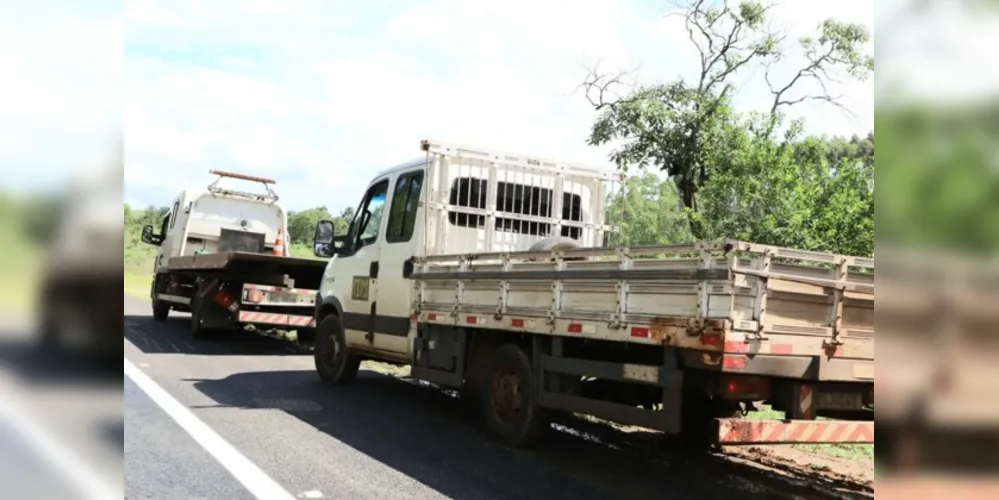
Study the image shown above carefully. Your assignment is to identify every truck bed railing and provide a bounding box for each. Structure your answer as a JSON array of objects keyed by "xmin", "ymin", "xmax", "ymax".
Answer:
[{"xmin": 207, "ymin": 169, "xmax": 280, "ymax": 203}]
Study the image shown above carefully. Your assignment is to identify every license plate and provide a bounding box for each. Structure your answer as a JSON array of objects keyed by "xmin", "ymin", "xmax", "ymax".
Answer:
[{"xmin": 816, "ymin": 392, "xmax": 863, "ymax": 410}]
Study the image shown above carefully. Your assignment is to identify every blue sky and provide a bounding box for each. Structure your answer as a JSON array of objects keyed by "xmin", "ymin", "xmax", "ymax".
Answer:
[{"xmin": 1, "ymin": 0, "xmax": 882, "ymax": 211}]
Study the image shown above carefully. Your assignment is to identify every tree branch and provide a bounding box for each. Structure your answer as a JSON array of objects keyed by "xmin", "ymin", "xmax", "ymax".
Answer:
[{"xmin": 579, "ymin": 63, "xmax": 637, "ymax": 110}]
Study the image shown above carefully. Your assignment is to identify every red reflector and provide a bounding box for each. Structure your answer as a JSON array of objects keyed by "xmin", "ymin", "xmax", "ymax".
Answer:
[
  {"xmin": 511, "ymin": 318, "xmax": 525, "ymax": 328},
  {"xmin": 724, "ymin": 341, "xmax": 749, "ymax": 354},
  {"xmin": 567, "ymin": 323, "xmax": 583, "ymax": 333},
  {"xmin": 466, "ymin": 316, "xmax": 478, "ymax": 324},
  {"xmin": 631, "ymin": 327, "xmax": 650, "ymax": 338},
  {"xmin": 719, "ymin": 375, "xmax": 771, "ymax": 400},
  {"xmin": 701, "ymin": 332, "xmax": 722, "ymax": 348},
  {"xmin": 428, "ymin": 313, "xmax": 438, "ymax": 321},
  {"xmin": 723, "ymin": 356, "xmax": 747, "ymax": 369},
  {"xmin": 771, "ymin": 343, "xmax": 793, "ymax": 355}
]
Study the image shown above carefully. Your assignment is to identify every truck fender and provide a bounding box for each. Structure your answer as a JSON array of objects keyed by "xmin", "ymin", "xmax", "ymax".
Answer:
[{"xmin": 314, "ymin": 292, "xmax": 344, "ymax": 322}]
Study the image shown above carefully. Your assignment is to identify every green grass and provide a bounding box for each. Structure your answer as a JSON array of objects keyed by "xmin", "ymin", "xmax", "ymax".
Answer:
[
  {"xmin": 0, "ymin": 215, "xmax": 42, "ymax": 314},
  {"xmin": 748, "ymin": 405, "xmax": 874, "ymax": 461},
  {"xmin": 124, "ymin": 240, "xmax": 155, "ymax": 299},
  {"xmin": 289, "ymin": 242, "xmax": 325, "ymax": 259},
  {"xmin": 124, "ymin": 273, "xmax": 151, "ymax": 299}
]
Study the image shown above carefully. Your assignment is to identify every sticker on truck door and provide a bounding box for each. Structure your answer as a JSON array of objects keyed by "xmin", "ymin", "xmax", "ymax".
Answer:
[{"xmin": 351, "ymin": 276, "xmax": 370, "ymax": 301}]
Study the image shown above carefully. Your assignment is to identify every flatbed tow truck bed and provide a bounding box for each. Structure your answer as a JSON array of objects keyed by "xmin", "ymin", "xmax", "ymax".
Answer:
[
  {"xmin": 166, "ymin": 251, "xmax": 327, "ymax": 290},
  {"xmin": 153, "ymin": 252, "xmax": 326, "ymax": 337}
]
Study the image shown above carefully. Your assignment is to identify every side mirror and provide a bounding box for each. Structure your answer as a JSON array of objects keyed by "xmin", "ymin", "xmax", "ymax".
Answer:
[
  {"xmin": 141, "ymin": 224, "xmax": 163, "ymax": 246},
  {"xmin": 313, "ymin": 220, "xmax": 336, "ymax": 258}
]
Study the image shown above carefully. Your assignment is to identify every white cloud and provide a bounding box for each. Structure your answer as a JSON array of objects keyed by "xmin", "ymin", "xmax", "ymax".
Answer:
[{"xmin": 120, "ymin": 0, "xmax": 873, "ymax": 212}]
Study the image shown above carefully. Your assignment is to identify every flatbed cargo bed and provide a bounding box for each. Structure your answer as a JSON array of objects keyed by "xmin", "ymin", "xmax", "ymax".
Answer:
[
  {"xmin": 413, "ymin": 239, "xmax": 875, "ymax": 384},
  {"xmin": 167, "ymin": 252, "xmax": 327, "ymax": 290}
]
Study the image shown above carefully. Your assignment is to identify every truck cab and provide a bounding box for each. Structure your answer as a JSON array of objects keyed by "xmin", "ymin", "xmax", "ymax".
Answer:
[
  {"xmin": 311, "ymin": 139, "xmax": 613, "ymax": 370},
  {"xmin": 141, "ymin": 170, "xmax": 289, "ymax": 274}
]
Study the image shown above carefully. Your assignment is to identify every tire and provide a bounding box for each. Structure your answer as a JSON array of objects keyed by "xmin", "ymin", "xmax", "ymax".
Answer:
[
  {"xmin": 479, "ymin": 344, "xmax": 549, "ymax": 448},
  {"xmin": 313, "ymin": 315, "xmax": 361, "ymax": 385},
  {"xmin": 152, "ymin": 300, "xmax": 170, "ymax": 321},
  {"xmin": 189, "ymin": 293, "xmax": 214, "ymax": 339},
  {"xmin": 528, "ymin": 236, "xmax": 582, "ymax": 252},
  {"xmin": 528, "ymin": 236, "xmax": 587, "ymax": 262},
  {"xmin": 679, "ymin": 396, "xmax": 742, "ymax": 448}
]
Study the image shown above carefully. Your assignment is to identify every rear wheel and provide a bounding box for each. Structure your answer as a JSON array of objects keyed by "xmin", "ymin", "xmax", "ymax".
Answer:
[
  {"xmin": 680, "ymin": 396, "xmax": 742, "ymax": 447},
  {"xmin": 314, "ymin": 315, "xmax": 361, "ymax": 385},
  {"xmin": 189, "ymin": 293, "xmax": 214, "ymax": 339},
  {"xmin": 152, "ymin": 299, "xmax": 170, "ymax": 321},
  {"xmin": 479, "ymin": 344, "xmax": 549, "ymax": 448}
]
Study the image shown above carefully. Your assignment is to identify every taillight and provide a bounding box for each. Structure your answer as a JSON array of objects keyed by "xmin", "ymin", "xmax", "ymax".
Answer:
[
  {"xmin": 718, "ymin": 375, "xmax": 771, "ymax": 400},
  {"xmin": 213, "ymin": 287, "xmax": 239, "ymax": 313}
]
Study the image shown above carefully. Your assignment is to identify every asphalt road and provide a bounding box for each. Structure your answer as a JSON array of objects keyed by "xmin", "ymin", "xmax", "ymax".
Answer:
[
  {"xmin": 120, "ymin": 295, "xmax": 871, "ymax": 500},
  {"xmin": 0, "ymin": 316, "xmax": 122, "ymax": 500},
  {"xmin": 0, "ymin": 419, "xmax": 87, "ymax": 499}
]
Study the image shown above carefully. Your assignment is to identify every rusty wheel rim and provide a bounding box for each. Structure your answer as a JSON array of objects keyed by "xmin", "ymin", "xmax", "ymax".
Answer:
[{"xmin": 490, "ymin": 369, "xmax": 522, "ymax": 426}]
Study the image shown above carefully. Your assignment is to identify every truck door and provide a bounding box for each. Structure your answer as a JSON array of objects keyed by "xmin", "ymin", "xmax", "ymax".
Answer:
[
  {"xmin": 336, "ymin": 178, "xmax": 389, "ymax": 349},
  {"xmin": 154, "ymin": 198, "xmax": 180, "ymax": 272},
  {"xmin": 373, "ymin": 169, "xmax": 424, "ymax": 355}
]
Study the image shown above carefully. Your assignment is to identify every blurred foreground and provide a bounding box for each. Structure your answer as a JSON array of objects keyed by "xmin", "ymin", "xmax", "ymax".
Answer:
[
  {"xmin": 0, "ymin": 143, "xmax": 122, "ymax": 499},
  {"xmin": 876, "ymin": 0, "xmax": 999, "ymax": 497}
]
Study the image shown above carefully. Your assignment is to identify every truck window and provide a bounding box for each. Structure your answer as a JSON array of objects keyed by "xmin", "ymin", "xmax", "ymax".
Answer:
[
  {"xmin": 446, "ymin": 177, "xmax": 584, "ymax": 238},
  {"xmin": 356, "ymin": 180, "xmax": 389, "ymax": 248},
  {"xmin": 386, "ymin": 171, "xmax": 424, "ymax": 243},
  {"xmin": 159, "ymin": 214, "xmax": 170, "ymax": 241}
]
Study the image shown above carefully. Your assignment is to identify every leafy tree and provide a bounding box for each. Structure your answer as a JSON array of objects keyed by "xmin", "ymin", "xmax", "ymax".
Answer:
[
  {"xmin": 340, "ymin": 206, "xmax": 355, "ymax": 222},
  {"xmin": 287, "ymin": 206, "xmax": 334, "ymax": 244},
  {"xmin": 690, "ymin": 115, "xmax": 873, "ymax": 256},
  {"xmin": 287, "ymin": 206, "xmax": 353, "ymax": 244},
  {"xmin": 605, "ymin": 171, "xmax": 693, "ymax": 246},
  {"xmin": 582, "ymin": 0, "xmax": 874, "ymax": 237},
  {"xmin": 876, "ymin": 103, "xmax": 999, "ymax": 254}
]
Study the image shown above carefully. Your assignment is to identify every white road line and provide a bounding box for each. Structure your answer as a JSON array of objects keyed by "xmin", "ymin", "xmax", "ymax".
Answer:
[
  {"xmin": 124, "ymin": 357, "xmax": 295, "ymax": 500},
  {"xmin": 0, "ymin": 392, "xmax": 122, "ymax": 500}
]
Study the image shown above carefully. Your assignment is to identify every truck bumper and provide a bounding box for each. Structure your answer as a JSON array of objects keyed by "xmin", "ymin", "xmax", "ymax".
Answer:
[
  {"xmin": 237, "ymin": 310, "xmax": 315, "ymax": 328},
  {"xmin": 716, "ymin": 418, "xmax": 874, "ymax": 444}
]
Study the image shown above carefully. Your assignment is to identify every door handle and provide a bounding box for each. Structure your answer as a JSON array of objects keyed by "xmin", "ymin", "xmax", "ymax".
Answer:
[{"xmin": 369, "ymin": 261, "xmax": 379, "ymax": 279}]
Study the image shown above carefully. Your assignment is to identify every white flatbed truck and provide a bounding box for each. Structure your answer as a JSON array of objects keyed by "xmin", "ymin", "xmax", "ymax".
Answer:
[
  {"xmin": 309, "ymin": 139, "xmax": 876, "ymax": 448},
  {"xmin": 139, "ymin": 170, "xmax": 324, "ymax": 342}
]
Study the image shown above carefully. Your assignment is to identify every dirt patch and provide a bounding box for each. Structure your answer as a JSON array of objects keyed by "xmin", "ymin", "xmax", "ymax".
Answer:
[{"xmin": 725, "ymin": 445, "xmax": 874, "ymax": 493}]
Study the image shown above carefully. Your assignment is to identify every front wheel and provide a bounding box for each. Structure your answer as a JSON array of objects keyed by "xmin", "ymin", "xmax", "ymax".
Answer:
[
  {"xmin": 479, "ymin": 344, "xmax": 549, "ymax": 448},
  {"xmin": 313, "ymin": 315, "xmax": 361, "ymax": 385}
]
